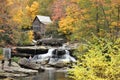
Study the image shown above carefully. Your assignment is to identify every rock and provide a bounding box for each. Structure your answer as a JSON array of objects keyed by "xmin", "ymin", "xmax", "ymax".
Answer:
[
  {"xmin": 3, "ymin": 61, "xmax": 21, "ymax": 68},
  {"xmin": 0, "ymin": 72, "xmax": 28, "ymax": 78},
  {"xmin": 18, "ymin": 58, "xmax": 41, "ymax": 70},
  {"xmin": 2, "ymin": 78, "xmax": 14, "ymax": 80},
  {"xmin": 48, "ymin": 58, "xmax": 70, "ymax": 68},
  {"xmin": 15, "ymin": 46, "xmax": 49, "ymax": 56},
  {"xmin": 3, "ymin": 67, "xmax": 38, "ymax": 75},
  {"xmin": 0, "ymin": 60, "xmax": 38, "ymax": 79}
]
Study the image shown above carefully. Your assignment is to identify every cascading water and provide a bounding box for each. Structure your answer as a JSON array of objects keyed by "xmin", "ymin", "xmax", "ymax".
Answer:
[
  {"xmin": 32, "ymin": 47, "xmax": 76, "ymax": 67},
  {"xmin": 32, "ymin": 48, "xmax": 56, "ymax": 64},
  {"xmin": 17, "ymin": 42, "xmax": 75, "ymax": 80}
]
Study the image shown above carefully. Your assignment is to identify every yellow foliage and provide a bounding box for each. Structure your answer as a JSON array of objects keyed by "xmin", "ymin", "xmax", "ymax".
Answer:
[
  {"xmin": 66, "ymin": 4, "xmax": 80, "ymax": 19},
  {"xmin": 111, "ymin": 22, "xmax": 117, "ymax": 26},
  {"xmin": 69, "ymin": 37, "xmax": 120, "ymax": 80},
  {"xmin": 28, "ymin": 30, "xmax": 34, "ymax": 43},
  {"xmin": 70, "ymin": 0, "xmax": 79, "ymax": 3},
  {"xmin": 7, "ymin": 0, "xmax": 14, "ymax": 6},
  {"xmin": 26, "ymin": 1, "xmax": 39, "ymax": 20},
  {"xmin": 12, "ymin": 8, "xmax": 24, "ymax": 24},
  {"xmin": 59, "ymin": 17, "xmax": 76, "ymax": 35}
]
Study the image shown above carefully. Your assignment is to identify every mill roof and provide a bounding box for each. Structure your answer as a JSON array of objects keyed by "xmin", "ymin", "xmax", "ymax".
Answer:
[{"xmin": 34, "ymin": 15, "xmax": 52, "ymax": 24}]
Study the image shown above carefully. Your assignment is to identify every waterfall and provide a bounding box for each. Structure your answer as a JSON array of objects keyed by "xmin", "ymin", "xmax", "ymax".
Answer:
[
  {"xmin": 65, "ymin": 50, "xmax": 76, "ymax": 62},
  {"xmin": 32, "ymin": 48, "xmax": 56, "ymax": 63},
  {"xmin": 32, "ymin": 48, "xmax": 76, "ymax": 66}
]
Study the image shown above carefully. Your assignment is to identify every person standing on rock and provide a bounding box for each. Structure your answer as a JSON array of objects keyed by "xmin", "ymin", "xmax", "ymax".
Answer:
[{"xmin": 2, "ymin": 45, "xmax": 12, "ymax": 68}]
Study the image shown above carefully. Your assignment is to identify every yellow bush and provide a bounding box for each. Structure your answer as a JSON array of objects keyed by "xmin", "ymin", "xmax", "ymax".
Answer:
[
  {"xmin": 69, "ymin": 36, "xmax": 120, "ymax": 80},
  {"xmin": 28, "ymin": 30, "xmax": 34, "ymax": 43}
]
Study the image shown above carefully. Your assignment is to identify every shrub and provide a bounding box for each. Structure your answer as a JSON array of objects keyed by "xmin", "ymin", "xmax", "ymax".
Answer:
[
  {"xmin": 12, "ymin": 57, "xmax": 20, "ymax": 63},
  {"xmin": 17, "ymin": 30, "xmax": 33, "ymax": 46},
  {"xmin": 69, "ymin": 35, "xmax": 120, "ymax": 80}
]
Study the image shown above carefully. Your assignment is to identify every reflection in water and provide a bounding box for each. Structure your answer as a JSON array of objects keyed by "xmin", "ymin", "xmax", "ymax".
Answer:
[
  {"xmin": 48, "ymin": 70, "xmax": 55, "ymax": 80},
  {"xmin": 19, "ymin": 70, "xmax": 72, "ymax": 80}
]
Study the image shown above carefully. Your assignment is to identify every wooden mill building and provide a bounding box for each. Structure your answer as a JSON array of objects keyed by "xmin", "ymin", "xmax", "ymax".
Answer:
[{"xmin": 32, "ymin": 15, "xmax": 52, "ymax": 39}]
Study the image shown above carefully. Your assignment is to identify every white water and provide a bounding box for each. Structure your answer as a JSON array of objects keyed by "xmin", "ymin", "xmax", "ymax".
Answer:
[{"xmin": 32, "ymin": 48, "xmax": 76, "ymax": 65}]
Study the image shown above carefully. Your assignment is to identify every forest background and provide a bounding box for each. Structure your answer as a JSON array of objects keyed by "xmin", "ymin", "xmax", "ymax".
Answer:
[
  {"xmin": 0, "ymin": 0, "xmax": 120, "ymax": 80},
  {"xmin": 0, "ymin": 0, "xmax": 120, "ymax": 46}
]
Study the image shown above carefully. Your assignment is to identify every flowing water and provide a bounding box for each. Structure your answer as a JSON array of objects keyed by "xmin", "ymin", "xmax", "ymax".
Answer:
[
  {"xmin": 17, "ymin": 45, "xmax": 75, "ymax": 80},
  {"xmin": 18, "ymin": 70, "xmax": 73, "ymax": 80}
]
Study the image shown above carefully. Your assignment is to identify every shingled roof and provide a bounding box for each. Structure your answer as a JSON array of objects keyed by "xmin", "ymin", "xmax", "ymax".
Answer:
[{"xmin": 35, "ymin": 15, "xmax": 52, "ymax": 24}]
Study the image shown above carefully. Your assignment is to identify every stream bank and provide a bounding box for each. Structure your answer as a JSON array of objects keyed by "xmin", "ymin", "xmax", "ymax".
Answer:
[
  {"xmin": 0, "ymin": 42, "xmax": 78, "ymax": 80},
  {"xmin": 0, "ymin": 60, "xmax": 72, "ymax": 80},
  {"xmin": 0, "ymin": 60, "xmax": 38, "ymax": 80}
]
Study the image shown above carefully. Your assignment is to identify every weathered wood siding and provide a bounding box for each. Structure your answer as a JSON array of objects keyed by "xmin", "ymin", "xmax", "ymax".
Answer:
[
  {"xmin": 40, "ymin": 23, "xmax": 46, "ymax": 35},
  {"xmin": 32, "ymin": 17, "xmax": 46, "ymax": 35},
  {"xmin": 33, "ymin": 17, "xmax": 40, "ymax": 31}
]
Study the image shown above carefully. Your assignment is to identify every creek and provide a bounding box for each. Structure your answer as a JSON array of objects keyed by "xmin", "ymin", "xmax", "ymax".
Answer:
[
  {"xmin": 18, "ymin": 69, "xmax": 73, "ymax": 80},
  {"xmin": 15, "ymin": 39, "xmax": 76, "ymax": 80},
  {"xmin": 16, "ymin": 47, "xmax": 75, "ymax": 80}
]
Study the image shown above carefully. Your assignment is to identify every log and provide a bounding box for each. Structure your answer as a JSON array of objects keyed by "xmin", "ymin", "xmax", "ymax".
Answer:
[{"xmin": 37, "ymin": 38, "xmax": 66, "ymax": 46}]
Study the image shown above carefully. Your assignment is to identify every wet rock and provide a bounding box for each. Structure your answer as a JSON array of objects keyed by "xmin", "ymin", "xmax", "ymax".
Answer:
[
  {"xmin": 0, "ymin": 60, "xmax": 38, "ymax": 79},
  {"xmin": 4, "ymin": 67, "xmax": 38, "ymax": 75},
  {"xmin": 18, "ymin": 58, "xmax": 41, "ymax": 70},
  {"xmin": 0, "ymin": 72, "xmax": 28, "ymax": 78},
  {"xmin": 2, "ymin": 77, "xmax": 14, "ymax": 80}
]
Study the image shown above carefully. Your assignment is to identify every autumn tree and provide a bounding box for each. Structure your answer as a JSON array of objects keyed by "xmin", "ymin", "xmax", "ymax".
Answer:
[
  {"xmin": 0, "ymin": 0, "xmax": 36, "ymax": 46},
  {"xmin": 51, "ymin": 0, "xmax": 67, "ymax": 21},
  {"xmin": 26, "ymin": 1, "xmax": 39, "ymax": 20},
  {"xmin": 110, "ymin": 0, "xmax": 120, "ymax": 38},
  {"xmin": 68, "ymin": 0, "xmax": 120, "ymax": 80},
  {"xmin": 5, "ymin": 0, "xmax": 28, "ymax": 45},
  {"xmin": 0, "ymin": 0, "xmax": 8, "ymax": 27},
  {"xmin": 58, "ymin": 0, "xmax": 120, "ymax": 41},
  {"xmin": 58, "ymin": 1, "xmax": 83, "ymax": 40},
  {"xmin": 0, "ymin": 0, "xmax": 15, "ymax": 46}
]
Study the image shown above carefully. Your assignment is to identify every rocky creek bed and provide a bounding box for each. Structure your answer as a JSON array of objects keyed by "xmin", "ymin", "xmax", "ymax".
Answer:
[
  {"xmin": 0, "ymin": 60, "xmax": 38, "ymax": 79},
  {"xmin": 0, "ymin": 42, "xmax": 78, "ymax": 80},
  {"xmin": 0, "ymin": 60, "xmax": 71, "ymax": 80}
]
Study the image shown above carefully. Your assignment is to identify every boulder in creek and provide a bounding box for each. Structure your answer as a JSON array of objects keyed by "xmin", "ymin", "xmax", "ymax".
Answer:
[{"xmin": 18, "ymin": 58, "xmax": 44, "ymax": 71}]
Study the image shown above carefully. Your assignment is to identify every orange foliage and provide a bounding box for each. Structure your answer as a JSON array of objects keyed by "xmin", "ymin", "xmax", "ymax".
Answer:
[
  {"xmin": 0, "ymin": 55, "xmax": 4, "ymax": 60},
  {"xmin": 51, "ymin": 0, "xmax": 66, "ymax": 21},
  {"xmin": 0, "ymin": 30, "xmax": 5, "ymax": 33}
]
